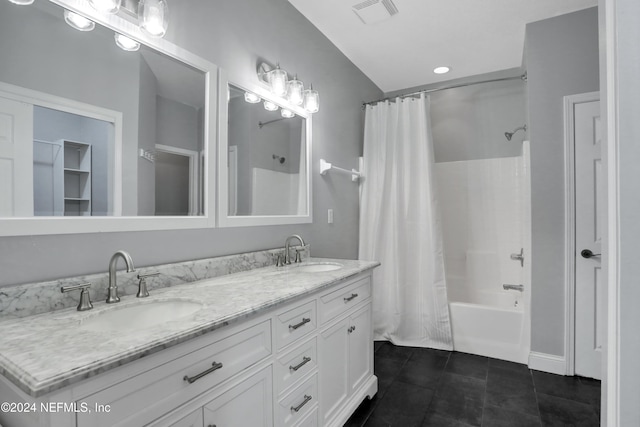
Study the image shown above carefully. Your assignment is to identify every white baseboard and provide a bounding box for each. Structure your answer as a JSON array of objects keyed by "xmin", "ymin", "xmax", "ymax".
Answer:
[{"xmin": 528, "ymin": 351, "xmax": 567, "ymax": 375}]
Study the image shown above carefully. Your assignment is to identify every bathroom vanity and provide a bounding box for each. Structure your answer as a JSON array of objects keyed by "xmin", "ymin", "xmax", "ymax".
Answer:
[{"xmin": 0, "ymin": 257, "xmax": 379, "ymax": 427}]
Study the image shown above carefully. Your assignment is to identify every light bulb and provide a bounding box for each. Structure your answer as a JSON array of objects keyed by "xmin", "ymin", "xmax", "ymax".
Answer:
[
  {"xmin": 114, "ymin": 33, "xmax": 140, "ymax": 52},
  {"xmin": 139, "ymin": 0, "xmax": 168, "ymax": 38},
  {"xmin": 244, "ymin": 92, "xmax": 261, "ymax": 104},
  {"xmin": 303, "ymin": 85, "xmax": 319, "ymax": 113},
  {"xmin": 88, "ymin": 0, "xmax": 121, "ymax": 14},
  {"xmin": 281, "ymin": 109, "xmax": 295, "ymax": 118},
  {"xmin": 263, "ymin": 101, "xmax": 278, "ymax": 112},
  {"xmin": 433, "ymin": 66, "xmax": 451, "ymax": 74},
  {"xmin": 287, "ymin": 77, "xmax": 304, "ymax": 106},
  {"xmin": 7, "ymin": 0, "xmax": 35, "ymax": 5},
  {"xmin": 268, "ymin": 65, "xmax": 288, "ymax": 97},
  {"xmin": 64, "ymin": 10, "xmax": 95, "ymax": 31}
]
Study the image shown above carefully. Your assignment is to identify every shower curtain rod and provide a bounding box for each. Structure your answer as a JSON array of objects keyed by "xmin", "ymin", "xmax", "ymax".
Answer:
[{"xmin": 363, "ymin": 73, "xmax": 527, "ymax": 107}]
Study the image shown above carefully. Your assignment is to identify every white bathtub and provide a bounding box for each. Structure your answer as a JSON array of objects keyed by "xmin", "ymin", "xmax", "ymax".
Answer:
[{"xmin": 449, "ymin": 298, "xmax": 528, "ymax": 364}]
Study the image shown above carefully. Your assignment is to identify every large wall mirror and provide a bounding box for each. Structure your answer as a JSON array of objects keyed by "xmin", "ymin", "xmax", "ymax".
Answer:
[
  {"xmin": 0, "ymin": 0, "xmax": 217, "ymax": 235},
  {"xmin": 218, "ymin": 77, "xmax": 312, "ymax": 227}
]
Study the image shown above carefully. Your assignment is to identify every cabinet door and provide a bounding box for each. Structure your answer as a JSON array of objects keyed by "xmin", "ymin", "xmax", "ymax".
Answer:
[
  {"xmin": 167, "ymin": 408, "xmax": 203, "ymax": 427},
  {"xmin": 318, "ymin": 317, "xmax": 350, "ymax": 425},
  {"xmin": 349, "ymin": 304, "xmax": 372, "ymax": 394},
  {"xmin": 203, "ymin": 366, "xmax": 273, "ymax": 427}
]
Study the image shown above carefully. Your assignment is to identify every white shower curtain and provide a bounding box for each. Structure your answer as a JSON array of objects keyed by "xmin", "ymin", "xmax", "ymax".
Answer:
[{"xmin": 359, "ymin": 94, "xmax": 452, "ymax": 350}]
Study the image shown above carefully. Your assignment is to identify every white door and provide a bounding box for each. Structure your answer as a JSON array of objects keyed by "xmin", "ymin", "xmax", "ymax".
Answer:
[
  {"xmin": 574, "ymin": 97, "xmax": 604, "ymax": 380},
  {"xmin": 0, "ymin": 96, "xmax": 33, "ymax": 216}
]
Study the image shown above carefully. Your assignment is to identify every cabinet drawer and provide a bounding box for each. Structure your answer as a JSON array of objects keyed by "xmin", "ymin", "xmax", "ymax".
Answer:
[
  {"xmin": 275, "ymin": 337, "xmax": 317, "ymax": 395},
  {"xmin": 278, "ymin": 374, "xmax": 318, "ymax": 427},
  {"xmin": 203, "ymin": 365, "xmax": 273, "ymax": 427},
  {"xmin": 319, "ymin": 276, "xmax": 371, "ymax": 323},
  {"xmin": 77, "ymin": 320, "xmax": 272, "ymax": 427},
  {"xmin": 295, "ymin": 407, "xmax": 318, "ymax": 427},
  {"xmin": 275, "ymin": 300, "xmax": 317, "ymax": 351}
]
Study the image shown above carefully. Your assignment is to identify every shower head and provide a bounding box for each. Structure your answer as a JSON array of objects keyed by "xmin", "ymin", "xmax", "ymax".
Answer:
[{"xmin": 505, "ymin": 124, "xmax": 527, "ymax": 141}]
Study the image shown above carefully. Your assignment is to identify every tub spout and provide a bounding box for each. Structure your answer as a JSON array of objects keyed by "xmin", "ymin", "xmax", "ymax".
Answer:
[{"xmin": 503, "ymin": 284, "xmax": 524, "ymax": 292}]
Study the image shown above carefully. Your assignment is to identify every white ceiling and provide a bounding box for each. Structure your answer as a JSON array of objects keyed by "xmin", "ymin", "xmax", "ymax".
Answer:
[{"xmin": 287, "ymin": 0, "xmax": 597, "ymax": 93}]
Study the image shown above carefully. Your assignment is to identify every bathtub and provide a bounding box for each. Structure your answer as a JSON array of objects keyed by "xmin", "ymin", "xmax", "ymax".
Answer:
[{"xmin": 449, "ymin": 297, "xmax": 528, "ymax": 364}]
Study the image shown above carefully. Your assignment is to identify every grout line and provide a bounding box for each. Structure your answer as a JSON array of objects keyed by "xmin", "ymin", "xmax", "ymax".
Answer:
[{"xmin": 530, "ymin": 369, "xmax": 544, "ymax": 427}]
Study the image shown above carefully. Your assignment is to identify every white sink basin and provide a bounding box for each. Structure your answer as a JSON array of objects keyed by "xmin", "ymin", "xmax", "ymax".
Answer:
[
  {"xmin": 290, "ymin": 262, "xmax": 343, "ymax": 273},
  {"xmin": 80, "ymin": 300, "xmax": 204, "ymax": 332}
]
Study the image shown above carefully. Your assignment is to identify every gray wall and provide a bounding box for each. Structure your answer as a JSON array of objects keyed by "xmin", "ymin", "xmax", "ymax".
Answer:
[
  {"xmin": 0, "ymin": 0, "xmax": 382, "ymax": 286},
  {"xmin": 430, "ymin": 79, "xmax": 527, "ymax": 163},
  {"xmin": 612, "ymin": 0, "xmax": 640, "ymax": 422},
  {"xmin": 525, "ymin": 7, "xmax": 600, "ymax": 356}
]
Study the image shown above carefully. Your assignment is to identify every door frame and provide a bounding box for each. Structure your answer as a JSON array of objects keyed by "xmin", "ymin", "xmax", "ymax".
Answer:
[
  {"xmin": 563, "ymin": 91, "xmax": 600, "ymax": 376},
  {"xmin": 155, "ymin": 144, "xmax": 199, "ymax": 216}
]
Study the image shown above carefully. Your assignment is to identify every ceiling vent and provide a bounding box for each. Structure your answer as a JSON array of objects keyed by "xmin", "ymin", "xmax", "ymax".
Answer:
[{"xmin": 352, "ymin": 0, "xmax": 399, "ymax": 25}]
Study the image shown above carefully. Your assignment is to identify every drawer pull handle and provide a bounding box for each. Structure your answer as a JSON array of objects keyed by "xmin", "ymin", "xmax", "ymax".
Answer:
[
  {"xmin": 291, "ymin": 395, "xmax": 312, "ymax": 413},
  {"xmin": 344, "ymin": 293, "xmax": 359, "ymax": 303},
  {"xmin": 183, "ymin": 361, "xmax": 223, "ymax": 384},
  {"xmin": 289, "ymin": 317, "xmax": 311, "ymax": 330},
  {"xmin": 290, "ymin": 356, "xmax": 312, "ymax": 372}
]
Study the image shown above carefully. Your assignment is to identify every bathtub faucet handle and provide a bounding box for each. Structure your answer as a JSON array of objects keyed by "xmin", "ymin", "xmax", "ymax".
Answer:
[
  {"xmin": 503, "ymin": 284, "xmax": 524, "ymax": 292},
  {"xmin": 510, "ymin": 248, "xmax": 524, "ymax": 267}
]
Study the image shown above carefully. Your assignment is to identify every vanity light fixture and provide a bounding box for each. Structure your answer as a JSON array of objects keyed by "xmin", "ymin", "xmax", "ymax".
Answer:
[
  {"xmin": 269, "ymin": 64, "xmax": 288, "ymax": 98},
  {"xmin": 64, "ymin": 10, "xmax": 96, "ymax": 31},
  {"xmin": 114, "ymin": 33, "xmax": 140, "ymax": 51},
  {"xmin": 7, "ymin": 0, "xmax": 34, "ymax": 5},
  {"xmin": 88, "ymin": 0, "xmax": 121, "ymax": 14},
  {"xmin": 433, "ymin": 66, "xmax": 451, "ymax": 74},
  {"xmin": 264, "ymin": 100, "xmax": 278, "ymax": 112},
  {"xmin": 138, "ymin": 0, "xmax": 169, "ymax": 38},
  {"xmin": 287, "ymin": 76, "xmax": 304, "ymax": 106},
  {"xmin": 281, "ymin": 109, "xmax": 295, "ymax": 118},
  {"xmin": 244, "ymin": 92, "xmax": 261, "ymax": 104},
  {"xmin": 303, "ymin": 84, "xmax": 320, "ymax": 113}
]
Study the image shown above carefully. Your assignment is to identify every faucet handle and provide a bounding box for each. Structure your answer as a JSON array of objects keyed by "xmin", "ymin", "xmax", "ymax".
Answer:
[
  {"xmin": 136, "ymin": 272, "xmax": 159, "ymax": 298},
  {"xmin": 61, "ymin": 283, "xmax": 94, "ymax": 311},
  {"xmin": 275, "ymin": 254, "xmax": 285, "ymax": 267},
  {"xmin": 294, "ymin": 249, "xmax": 302, "ymax": 263}
]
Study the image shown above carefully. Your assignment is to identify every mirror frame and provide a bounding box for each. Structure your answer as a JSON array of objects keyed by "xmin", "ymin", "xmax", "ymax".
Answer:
[
  {"xmin": 0, "ymin": 0, "xmax": 218, "ymax": 236},
  {"xmin": 217, "ymin": 71, "xmax": 313, "ymax": 227}
]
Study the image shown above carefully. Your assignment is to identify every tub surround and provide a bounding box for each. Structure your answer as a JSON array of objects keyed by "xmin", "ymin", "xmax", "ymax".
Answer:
[
  {"xmin": 0, "ymin": 246, "xmax": 311, "ymax": 321},
  {"xmin": 0, "ymin": 256, "xmax": 378, "ymax": 398}
]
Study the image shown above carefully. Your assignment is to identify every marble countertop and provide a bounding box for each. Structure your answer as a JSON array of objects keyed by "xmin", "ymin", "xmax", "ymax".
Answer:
[{"xmin": 0, "ymin": 258, "xmax": 378, "ymax": 398}]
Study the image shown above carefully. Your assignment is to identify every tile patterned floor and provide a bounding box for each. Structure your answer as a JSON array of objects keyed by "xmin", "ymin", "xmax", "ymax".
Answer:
[{"xmin": 344, "ymin": 342, "xmax": 601, "ymax": 427}]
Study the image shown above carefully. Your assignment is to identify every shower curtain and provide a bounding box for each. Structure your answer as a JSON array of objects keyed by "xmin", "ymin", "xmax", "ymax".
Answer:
[{"xmin": 359, "ymin": 94, "xmax": 452, "ymax": 349}]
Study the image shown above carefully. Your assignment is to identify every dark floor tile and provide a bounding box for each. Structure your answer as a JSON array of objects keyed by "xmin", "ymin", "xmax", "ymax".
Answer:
[
  {"xmin": 410, "ymin": 347, "xmax": 452, "ymax": 362},
  {"xmin": 396, "ymin": 356, "xmax": 447, "ymax": 389},
  {"xmin": 364, "ymin": 416, "xmax": 392, "ymax": 427},
  {"xmin": 370, "ymin": 381, "xmax": 434, "ymax": 427},
  {"xmin": 376, "ymin": 342, "xmax": 415, "ymax": 363},
  {"xmin": 428, "ymin": 373, "xmax": 485, "ymax": 426},
  {"xmin": 481, "ymin": 405, "xmax": 541, "ymax": 427},
  {"xmin": 422, "ymin": 412, "xmax": 474, "ymax": 426},
  {"xmin": 537, "ymin": 393, "xmax": 600, "ymax": 427},
  {"xmin": 486, "ymin": 367, "xmax": 538, "ymax": 417},
  {"xmin": 488, "ymin": 359, "xmax": 533, "ymax": 384},
  {"xmin": 344, "ymin": 395, "xmax": 380, "ymax": 427},
  {"xmin": 375, "ymin": 356, "xmax": 406, "ymax": 395},
  {"xmin": 532, "ymin": 371, "xmax": 600, "ymax": 406},
  {"xmin": 375, "ymin": 341, "xmax": 385, "ymax": 353},
  {"xmin": 444, "ymin": 352, "xmax": 489, "ymax": 380}
]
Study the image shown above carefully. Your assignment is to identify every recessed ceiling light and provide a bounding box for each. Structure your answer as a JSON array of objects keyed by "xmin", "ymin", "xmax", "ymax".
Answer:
[{"xmin": 433, "ymin": 66, "xmax": 451, "ymax": 74}]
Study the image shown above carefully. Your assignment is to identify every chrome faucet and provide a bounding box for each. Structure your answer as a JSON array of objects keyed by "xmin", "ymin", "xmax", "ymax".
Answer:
[
  {"xmin": 284, "ymin": 234, "xmax": 305, "ymax": 264},
  {"xmin": 107, "ymin": 250, "xmax": 135, "ymax": 303},
  {"xmin": 503, "ymin": 284, "xmax": 524, "ymax": 292}
]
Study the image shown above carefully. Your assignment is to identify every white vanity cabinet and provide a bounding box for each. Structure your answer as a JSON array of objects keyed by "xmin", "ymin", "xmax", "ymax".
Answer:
[
  {"xmin": 318, "ymin": 276, "xmax": 374, "ymax": 427},
  {"xmin": 0, "ymin": 269, "xmax": 377, "ymax": 427}
]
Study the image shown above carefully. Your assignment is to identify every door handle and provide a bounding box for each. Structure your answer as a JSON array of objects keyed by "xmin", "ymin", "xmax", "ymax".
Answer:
[{"xmin": 581, "ymin": 249, "xmax": 601, "ymax": 259}]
